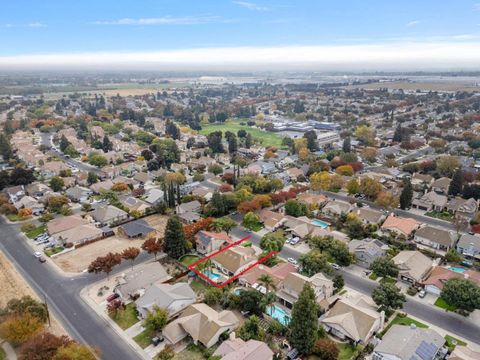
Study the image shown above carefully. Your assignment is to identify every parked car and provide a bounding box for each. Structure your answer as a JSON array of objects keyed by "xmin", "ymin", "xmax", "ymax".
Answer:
[
  {"xmin": 34, "ymin": 251, "xmax": 42, "ymax": 258},
  {"xmin": 106, "ymin": 293, "xmax": 119, "ymax": 302},
  {"xmin": 418, "ymin": 290, "xmax": 426, "ymax": 298},
  {"xmin": 38, "ymin": 256, "xmax": 46, "ymax": 263},
  {"xmin": 287, "ymin": 258, "xmax": 297, "ymax": 265},
  {"xmin": 331, "ymin": 263, "xmax": 340, "ymax": 270},
  {"xmin": 151, "ymin": 336, "xmax": 164, "ymax": 346},
  {"xmin": 290, "ymin": 237, "xmax": 300, "ymax": 245}
]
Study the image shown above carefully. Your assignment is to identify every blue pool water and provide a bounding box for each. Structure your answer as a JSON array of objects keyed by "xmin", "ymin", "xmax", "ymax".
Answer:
[
  {"xmin": 448, "ymin": 266, "xmax": 466, "ymax": 273},
  {"xmin": 311, "ymin": 219, "xmax": 330, "ymax": 228},
  {"xmin": 234, "ymin": 288, "xmax": 244, "ymax": 295},
  {"xmin": 204, "ymin": 270, "xmax": 221, "ymax": 281},
  {"xmin": 266, "ymin": 305, "xmax": 291, "ymax": 325}
]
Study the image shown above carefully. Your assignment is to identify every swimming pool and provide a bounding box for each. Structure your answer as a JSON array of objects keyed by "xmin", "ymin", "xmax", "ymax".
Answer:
[
  {"xmin": 311, "ymin": 219, "xmax": 330, "ymax": 228},
  {"xmin": 234, "ymin": 288, "xmax": 244, "ymax": 295},
  {"xmin": 266, "ymin": 305, "xmax": 291, "ymax": 325},
  {"xmin": 204, "ymin": 270, "xmax": 221, "ymax": 281},
  {"xmin": 448, "ymin": 266, "xmax": 466, "ymax": 273}
]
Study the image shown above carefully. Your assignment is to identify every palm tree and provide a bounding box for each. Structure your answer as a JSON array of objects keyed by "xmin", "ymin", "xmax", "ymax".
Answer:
[{"xmin": 258, "ymin": 274, "xmax": 276, "ymax": 293}]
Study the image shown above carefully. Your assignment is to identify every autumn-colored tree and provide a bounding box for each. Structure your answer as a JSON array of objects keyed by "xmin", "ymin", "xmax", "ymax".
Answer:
[
  {"xmin": 310, "ymin": 171, "xmax": 331, "ymax": 191},
  {"xmin": 164, "ymin": 172, "xmax": 186, "ymax": 185},
  {"xmin": 141, "ymin": 237, "xmax": 162, "ymax": 260},
  {"xmin": 19, "ymin": 332, "xmax": 72, "ymax": 360},
  {"xmin": 157, "ymin": 345, "xmax": 175, "ymax": 360},
  {"xmin": 298, "ymin": 147, "xmax": 310, "ymax": 161},
  {"xmin": 106, "ymin": 299, "xmax": 125, "ymax": 316},
  {"xmin": 183, "ymin": 217, "xmax": 214, "ymax": 245},
  {"xmin": 361, "ymin": 147, "xmax": 378, "ymax": 163},
  {"xmin": 0, "ymin": 314, "xmax": 44, "ymax": 346},
  {"xmin": 221, "ymin": 172, "xmax": 235, "ymax": 185},
  {"xmin": 47, "ymin": 195, "xmax": 69, "ymax": 211},
  {"xmin": 312, "ymin": 339, "xmax": 339, "ymax": 360},
  {"xmin": 252, "ymin": 194, "xmax": 272, "ymax": 208},
  {"xmin": 335, "ymin": 165, "xmax": 354, "ymax": 176},
  {"xmin": 52, "ymin": 343, "xmax": 97, "ymax": 360},
  {"xmin": 87, "ymin": 252, "xmax": 122, "ymax": 279},
  {"xmin": 238, "ymin": 200, "xmax": 261, "ymax": 214},
  {"xmin": 18, "ymin": 208, "xmax": 33, "ymax": 218},
  {"xmin": 355, "ymin": 125, "xmax": 375, "ymax": 145},
  {"xmin": 359, "ymin": 178, "xmax": 383, "ymax": 200},
  {"xmin": 121, "ymin": 247, "xmax": 140, "ymax": 270},
  {"xmin": 219, "ymin": 184, "xmax": 233, "ymax": 192},
  {"xmin": 111, "ymin": 182, "xmax": 129, "ymax": 192},
  {"xmin": 346, "ymin": 179, "xmax": 360, "ymax": 195},
  {"xmin": 375, "ymin": 191, "xmax": 399, "ymax": 210}
]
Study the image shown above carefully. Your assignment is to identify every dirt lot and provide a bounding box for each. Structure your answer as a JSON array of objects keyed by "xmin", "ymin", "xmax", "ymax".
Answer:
[
  {"xmin": 53, "ymin": 236, "xmax": 145, "ymax": 273},
  {"xmin": 143, "ymin": 214, "xmax": 169, "ymax": 235},
  {"xmin": 0, "ymin": 251, "xmax": 66, "ymax": 336}
]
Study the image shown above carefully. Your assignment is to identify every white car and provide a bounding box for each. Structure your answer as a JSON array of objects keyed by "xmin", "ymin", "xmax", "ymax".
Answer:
[
  {"xmin": 33, "ymin": 251, "xmax": 42, "ymax": 258},
  {"xmin": 331, "ymin": 263, "xmax": 341, "ymax": 270},
  {"xmin": 287, "ymin": 258, "xmax": 297, "ymax": 265}
]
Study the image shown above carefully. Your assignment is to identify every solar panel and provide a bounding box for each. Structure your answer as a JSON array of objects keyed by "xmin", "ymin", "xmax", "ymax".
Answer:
[{"xmin": 415, "ymin": 341, "xmax": 438, "ymax": 360}]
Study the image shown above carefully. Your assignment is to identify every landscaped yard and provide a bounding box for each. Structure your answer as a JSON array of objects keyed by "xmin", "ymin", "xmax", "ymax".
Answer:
[
  {"xmin": 6, "ymin": 214, "xmax": 22, "ymax": 222},
  {"xmin": 189, "ymin": 278, "xmax": 209, "ymax": 294},
  {"xmin": 133, "ymin": 328, "xmax": 154, "ymax": 349},
  {"xmin": 381, "ymin": 314, "xmax": 428, "ymax": 336},
  {"xmin": 44, "ymin": 246, "xmax": 64, "ymax": 257},
  {"xmin": 369, "ymin": 272, "xmax": 379, "ymax": 281},
  {"xmin": 434, "ymin": 297, "xmax": 457, "ymax": 312},
  {"xmin": 24, "ymin": 225, "xmax": 46, "ymax": 239},
  {"xmin": 380, "ymin": 277, "xmax": 397, "ymax": 285},
  {"xmin": 0, "ymin": 347, "xmax": 6, "ymax": 360},
  {"xmin": 109, "ymin": 303, "xmax": 140, "ymax": 330},
  {"xmin": 180, "ymin": 254, "xmax": 201, "ymax": 267},
  {"xmin": 338, "ymin": 343, "xmax": 361, "ymax": 360},
  {"xmin": 173, "ymin": 345, "xmax": 205, "ymax": 360},
  {"xmin": 199, "ymin": 119, "xmax": 284, "ymax": 148},
  {"xmin": 444, "ymin": 335, "xmax": 466, "ymax": 351},
  {"xmin": 425, "ymin": 211, "xmax": 454, "ymax": 222}
]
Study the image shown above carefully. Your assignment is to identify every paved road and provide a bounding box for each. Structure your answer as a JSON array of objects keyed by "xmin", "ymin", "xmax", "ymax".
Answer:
[
  {"xmin": 230, "ymin": 226, "xmax": 480, "ymax": 343},
  {"xmin": 0, "ymin": 218, "xmax": 142, "ymax": 360}
]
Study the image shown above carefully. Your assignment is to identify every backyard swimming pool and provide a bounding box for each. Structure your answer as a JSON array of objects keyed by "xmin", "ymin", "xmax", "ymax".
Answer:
[
  {"xmin": 266, "ymin": 305, "xmax": 291, "ymax": 325},
  {"xmin": 311, "ymin": 219, "xmax": 330, "ymax": 228},
  {"xmin": 204, "ymin": 270, "xmax": 221, "ymax": 281},
  {"xmin": 448, "ymin": 266, "xmax": 466, "ymax": 273}
]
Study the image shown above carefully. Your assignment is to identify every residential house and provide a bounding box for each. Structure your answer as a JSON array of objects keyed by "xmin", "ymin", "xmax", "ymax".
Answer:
[
  {"xmin": 413, "ymin": 226, "xmax": 456, "ymax": 253},
  {"xmin": 423, "ymin": 266, "xmax": 480, "ymax": 295},
  {"xmin": 133, "ymin": 171, "xmax": 152, "ymax": 186},
  {"xmin": 144, "ymin": 188, "xmax": 165, "ymax": 205},
  {"xmin": 258, "ymin": 209, "xmax": 285, "ymax": 231},
  {"xmin": 176, "ymin": 200, "xmax": 202, "ymax": 223},
  {"xmin": 40, "ymin": 161, "xmax": 69, "ymax": 178},
  {"xmin": 191, "ymin": 186, "xmax": 214, "ymax": 202},
  {"xmin": 431, "ymin": 177, "xmax": 451, "ymax": 194},
  {"xmin": 13, "ymin": 196, "xmax": 44, "ymax": 215},
  {"xmin": 25, "ymin": 183, "xmax": 51, "ymax": 198},
  {"xmin": 321, "ymin": 295, "xmax": 384, "ymax": 345},
  {"xmin": 213, "ymin": 337, "xmax": 273, "ymax": 360},
  {"xmin": 89, "ymin": 179, "xmax": 114, "ymax": 194},
  {"xmin": 373, "ymin": 325, "xmax": 445, "ymax": 360},
  {"xmin": 456, "ymin": 233, "xmax": 480, "ymax": 259},
  {"xmin": 90, "ymin": 204, "xmax": 129, "ymax": 226},
  {"xmin": 283, "ymin": 215, "xmax": 348, "ymax": 242},
  {"xmin": 446, "ymin": 197, "xmax": 478, "ymax": 220},
  {"xmin": 195, "ymin": 231, "xmax": 233, "ymax": 255},
  {"xmin": 296, "ymin": 192, "xmax": 328, "ymax": 209},
  {"xmin": 348, "ymin": 239, "xmax": 389, "ymax": 268},
  {"xmin": 277, "ymin": 272, "xmax": 334, "ymax": 310},
  {"xmin": 411, "ymin": 191, "xmax": 448, "ymax": 212},
  {"xmin": 118, "ymin": 219, "xmax": 156, "ymax": 239},
  {"xmin": 114, "ymin": 261, "xmax": 171, "ymax": 300},
  {"xmin": 238, "ymin": 262, "xmax": 297, "ymax": 288},
  {"xmin": 4, "ymin": 185, "xmax": 25, "ymax": 203},
  {"xmin": 354, "ymin": 207, "xmax": 385, "ymax": 225},
  {"xmin": 286, "ymin": 167, "xmax": 306, "ymax": 182},
  {"xmin": 392, "ymin": 251, "xmax": 434, "ymax": 285},
  {"xmin": 135, "ymin": 282, "xmax": 196, "ymax": 318},
  {"xmin": 163, "ymin": 303, "xmax": 239, "ymax": 348},
  {"xmin": 381, "ymin": 214, "xmax": 420, "ymax": 238},
  {"xmin": 65, "ymin": 186, "xmax": 92, "ymax": 203},
  {"xmin": 411, "ymin": 173, "xmax": 434, "ymax": 192},
  {"xmin": 322, "ymin": 200, "xmax": 354, "ymax": 216},
  {"xmin": 212, "ymin": 246, "xmax": 257, "ymax": 277},
  {"xmin": 51, "ymin": 224, "xmax": 103, "ymax": 246},
  {"xmin": 119, "ymin": 195, "xmax": 150, "ymax": 214}
]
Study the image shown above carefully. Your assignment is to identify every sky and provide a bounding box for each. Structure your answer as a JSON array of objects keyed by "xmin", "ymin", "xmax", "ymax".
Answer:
[{"xmin": 1, "ymin": 0, "xmax": 480, "ymax": 71}]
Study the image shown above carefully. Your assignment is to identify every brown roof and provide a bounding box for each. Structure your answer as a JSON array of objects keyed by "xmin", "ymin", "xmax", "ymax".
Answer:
[
  {"xmin": 258, "ymin": 209, "xmax": 285, "ymax": 228},
  {"xmin": 381, "ymin": 214, "xmax": 420, "ymax": 236},
  {"xmin": 213, "ymin": 246, "xmax": 256, "ymax": 274},
  {"xmin": 423, "ymin": 267, "xmax": 480, "ymax": 290}
]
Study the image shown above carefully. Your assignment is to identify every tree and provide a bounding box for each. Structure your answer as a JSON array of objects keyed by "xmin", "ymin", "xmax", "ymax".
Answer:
[
  {"xmin": 355, "ymin": 125, "xmax": 375, "ymax": 145},
  {"xmin": 448, "ymin": 168, "xmax": 464, "ymax": 196},
  {"xmin": 375, "ymin": 191, "xmax": 399, "ymax": 210},
  {"xmin": 288, "ymin": 283, "xmax": 318, "ymax": 354},
  {"xmin": 312, "ymin": 339, "xmax": 339, "ymax": 360},
  {"xmin": 238, "ymin": 289, "xmax": 265, "ymax": 316},
  {"xmin": 207, "ymin": 131, "xmax": 224, "ymax": 153},
  {"xmin": 59, "ymin": 135, "xmax": 70, "ymax": 152},
  {"xmin": 49, "ymin": 176, "xmax": 65, "ymax": 192},
  {"xmin": 342, "ymin": 136, "xmax": 351, "ymax": 153},
  {"xmin": 0, "ymin": 133, "xmax": 13, "ymax": 160},
  {"xmin": 141, "ymin": 238, "xmax": 162, "ymax": 260},
  {"xmin": 164, "ymin": 216, "xmax": 187, "ymax": 259},
  {"xmin": 87, "ymin": 172, "xmax": 98, "ymax": 185},
  {"xmin": 102, "ymin": 135, "xmax": 113, "ymax": 153},
  {"xmin": 18, "ymin": 208, "xmax": 32, "ymax": 218},
  {"xmin": 359, "ymin": 178, "xmax": 382, "ymax": 200},
  {"xmin": 299, "ymin": 250, "xmax": 332, "ymax": 277},
  {"xmin": 143, "ymin": 306, "xmax": 168, "ymax": 333},
  {"xmin": 52, "ymin": 343, "xmax": 97, "ymax": 360},
  {"xmin": 260, "ymin": 231, "xmax": 285, "ymax": 253},
  {"xmin": 336, "ymin": 165, "xmax": 354, "ymax": 176},
  {"xmin": 87, "ymin": 252, "xmax": 122, "ymax": 279},
  {"xmin": 399, "ymin": 178, "xmax": 413, "ymax": 210},
  {"xmin": 369, "ymin": 257, "xmax": 399, "ymax": 278},
  {"xmin": 208, "ymin": 164, "xmax": 223, "ymax": 175},
  {"xmin": 252, "ymin": 194, "xmax": 272, "ymax": 208},
  {"xmin": 242, "ymin": 212, "xmax": 261, "ymax": 231},
  {"xmin": 346, "ymin": 179, "xmax": 360, "ymax": 195},
  {"xmin": 211, "ymin": 217, "xmax": 237, "ymax": 234},
  {"xmin": 238, "ymin": 200, "xmax": 261, "ymax": 214},
  {"xmin": 3, "ymin": 296, "xmax": 48, "ymax": 322},
  {"xmin": 310, "ymin": 171, "xmax": 332, "ymax": 191},
  {"xmin": 0, "ymin": 314, "xmax": 44, "ymax": 346},
  {"xmin": 303, "ymin": 130, "xmax": 318, "ymax": 152},
  {"xmin": 361, "ymin": 147, "xmax": 378, "ymax": 163},
  {"xmin": 238, "ymin": 315, "xmax": 265, "ymax": 341},
  {"xmin": 19, "ymin": 332, "xmax": 72, "ymax": 360},
  {"xmin": 204, "ymin": 286, "xmax": 223, "ymax": 306},
  {"xmin": 437, "ymin": 155, "xmax": 460, "ymax": 177},
  {"xmin": 333, "ymin": 275, "xmax": 344, "ymax": 292},
  {"xmin": 441, "ymin": 278, "xmax": 480, "ymax": 314},
  {"xmin": 157, "ymin": 345, "xmax": 175, "ymax": 360},
  {"xmin": 372, "ymin": 282, "xmax": 406, "ymax": 312},
  {"xmin": 88, "ymin": 153, "xmax": 108, "ymax": 167},
  {"xmin": 121, "ymin": 247, "xmax": 140, "ymax": 270},
  {"xmin": 284, "ymin": 199, "xmax": 307, "ymax": 217}
]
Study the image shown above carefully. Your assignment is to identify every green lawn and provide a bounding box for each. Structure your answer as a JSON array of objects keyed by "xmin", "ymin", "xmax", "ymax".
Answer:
[
  {"xmin": 380, "ymin": 277, "xmax": 397, "ymax": 285},
  {"xmin": 444, "ymin": 335, "xmax": 466, "ymax": 351},
  {"xmin": 133, "ymin": 328, "xmax": 154, "ymax": 349},
  {"xmin": 434, "ymin": 297, "xmax": 457, "ymax": 312},
  {"xmin": 25, "ymin": 225, "xmax": 46, "ymax": 239},
  {"xmin": 6, "ymin": 214, "xmax": 22, "ymax": 222},
  {"xmin": 243, "ymin": 223, "xmax": 263, "ymax": 232},
  {"xmin": 180, "ymin": 254, "xmax": 201, "ymax": 267},
  {"xmin": 173, "ymin": 345, "xmax": 205, "ymax": 360},
  {"xmin": 110, "ymin": 303, "xmax": 140, "ymax": 330},
  {"xmin": 425, "ymin": 211, "xmax": 454, "ymax": 222},
  {"xmin": 199, "ymin": 119, "xmax": 284, "ymax": 148},
  {"xmin": 190, "ymin": 278, "xmax": 209, "ymax": 294},
  {"xmin": 338, "ymin": 343, "xmax": 360, "ymax": 360},
  {"xmin": 382, "ymin": 314, "xmax": 428, "ymax": 336},
  {"xmin": 369, "ymin": 272, "xmax": 379, "ymax": 281},
  {"xmin": 44, "ymin": 246, "xmax": 64, "ymax": 257},
  {"xmin": 0, "ymin": 347, "xmax": 6, "ymax": 360}
]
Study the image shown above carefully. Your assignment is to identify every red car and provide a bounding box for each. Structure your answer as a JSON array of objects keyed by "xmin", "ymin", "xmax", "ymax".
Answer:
[{"xmin": 106, "ymin": 293, "xmax": 119, "ymax": 302}]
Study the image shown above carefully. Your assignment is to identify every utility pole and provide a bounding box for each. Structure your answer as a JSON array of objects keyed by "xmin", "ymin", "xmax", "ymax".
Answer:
[{"xmin": 43, "ymin": 293, "xmax": 51, "ymax": 327}]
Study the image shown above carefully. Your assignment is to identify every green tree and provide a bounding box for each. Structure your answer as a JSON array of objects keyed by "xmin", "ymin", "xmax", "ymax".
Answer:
[
  {"xmin": 49, "ymin": 176, "xmax": 64, "ymax": 192},
  {"xmin": 208, "ymin": 164, "xmax": 223, "ymax": 175},
  {"xmin": 369, "ymin": 257, "xmax": 399, "ymax": 278},
  {"xmin": 102, "ymin": 135, "xmax": 113, "ymax": 153},
  {"xmin": 372, "ymin": 282, "xmax": 406, "ymax": 312},
  {"xmin": 342, "ymin": 136, "xmax": 351, "ymax": 153},
  {"xmin": 346, "ymin": 179, "xmax": 360, "ymax": 195},
  {"xmin": 242, "ymin": 211, "xmax": 261, "ymax": 231},
  {"xmin": 441, "ymin": 278, "xmax": 480, "ymax": 314},
  {"xmin": 87, "ymin": 172, "xmax": 98, "ymax": 185},
  {"xmin": 238, "ymin": 289, "xmax": 265, "ymax": 316},
  {"xmin": 0, "ymin": 133, "xmax": 13, "ymax": 160},
  {"xmin": 211, "ymin": 217, "xmax": 237, "ymax": 234},
  {"xmin": 399, "ymin": 178, "xmax": 413, "ymax": 210},
  {"xmin": 52, "ymin": 343, "xmax": 96, "ymax": 360},
  {"xmin": 299, "ymin": 250, "xmax": 332, "ymax": 277},
  {"xmin": 448, "ymin": 168, "xmax": 463, "ymax": 196},
  {"xmin": 59, "ymin": 135, "xmax": 70, "ymax": 152},
  {"xmin": 238, "ymin": 315, "xmax": 265, "ymax": 341},
  {"xmin": 143, "ymin": 306, "xmax": 168, "ymax": 333},
  {"xmin": 164, "ymin": 216, "xmax": 187, "ymax": 259},
  {"xmin": 437, "ymin": 155, "xmax": 459, "ymax": 177},
  {"xmin": 333, "ymin": 274, "xmax": 344, "ymax": 292},
  {"xmin": 259, "ymin": 231, "xmax": 285, "ymax": 253},
  {"xmin": 204, "ymin": 287, "xmax": 223, "ymax": 306},
  {"xmin": 288, "ymin": 283, "xmax": 318, "ymax": 354},
  {"xmin": 284, "ymin": 199, "xmax": 307, "ymax": 217}
]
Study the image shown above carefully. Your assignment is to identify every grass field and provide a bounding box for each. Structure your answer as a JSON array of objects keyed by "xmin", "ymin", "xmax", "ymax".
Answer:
[
  {"xmin": 25, "ymin": 225, "xmax": 46, "ymax": 239},
  {"xmin": 180, "ymin": 254, "xmax": 201, "ymax": 267},
  {"xmin": 381, "ymin": 314, "xmax": 428, "ymax": 336},
  {"xmin": 425, "ymin": 211, "xmax": 454, "ymax": 222},
  {"xmin": 109, "ymin": 303, "xmax": 140, "ymax": 330},
  {"xmin": 199, "ymin": 119, "xmax": 285, "ymax": 148},
  {"xmin": 444, "ymin": 335, "xmax": 466, "ymax": 351},
  {"xmin": 133, "ymin": 328, "xmax": 154, "ymax": 349},
  {"xmin": 0, "ymin": 347, "xmax": 5, "ymax": 360},
  {"xmin": 434, "ymin": 297, "xmax": 457, "ymax": 312}
]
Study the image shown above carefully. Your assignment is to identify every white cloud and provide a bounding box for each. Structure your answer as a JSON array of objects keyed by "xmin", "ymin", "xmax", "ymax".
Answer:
[
  {"xmin": 27, "ymin": 22, "xmax": 46, "ymax": 28},
  {"xmin": 406, "ymin": 20, "xmax": 421, "ymax": 27},
  {"xmin": 95, "ymin": 16, "xmax": 223, "ymax": 25},
  {"xmin": 232, "ymin": 1, "xmax": 269, "ymax": 11},
  {"xmin": 2, "ymin": 41, "xmax": 480, "ymax": 71}
]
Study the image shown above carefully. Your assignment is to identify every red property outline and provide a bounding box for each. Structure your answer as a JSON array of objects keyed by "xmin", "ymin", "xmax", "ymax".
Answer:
[{"xmin": 187, "ymin": 235, "xmax": 278, "ymax": 288}]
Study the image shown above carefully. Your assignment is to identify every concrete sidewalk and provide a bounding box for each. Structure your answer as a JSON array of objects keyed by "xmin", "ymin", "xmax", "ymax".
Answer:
[{"xmin": 1, "ymin": 341, "xmax": 17, "ymax": 360}]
